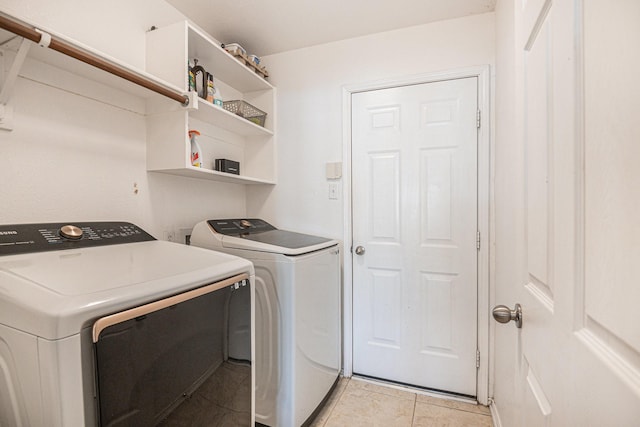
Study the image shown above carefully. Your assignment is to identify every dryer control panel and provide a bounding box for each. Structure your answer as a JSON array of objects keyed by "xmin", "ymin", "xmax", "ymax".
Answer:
[{"xmin": 0, "ymin": 221, "xmax": 155, "ymax": 256}]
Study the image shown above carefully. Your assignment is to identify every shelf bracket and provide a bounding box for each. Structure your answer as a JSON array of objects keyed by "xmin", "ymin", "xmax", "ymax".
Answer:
[{"xmin": 0, "ymin": 36, "xmax": 33, "ymax": 131}]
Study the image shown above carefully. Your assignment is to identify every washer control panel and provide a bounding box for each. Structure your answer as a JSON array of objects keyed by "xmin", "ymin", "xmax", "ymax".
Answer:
[
  {"xmin": 207, "ymin": 218, "xmax": 276, "ymax": 235},
  {"xmin": 0, "ymin": 222, "xmax": 155, "ymax": 256}
]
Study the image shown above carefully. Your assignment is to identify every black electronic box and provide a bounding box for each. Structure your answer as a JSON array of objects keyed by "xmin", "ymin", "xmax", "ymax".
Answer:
[{"xmin": 215, "ymin": 158, "xmax": 240, "ymax": 175}]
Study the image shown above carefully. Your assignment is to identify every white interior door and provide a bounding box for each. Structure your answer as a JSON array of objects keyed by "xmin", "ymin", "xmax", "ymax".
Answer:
[
  {"xmin": 494, "ymin": 0, "xmax": 640, "ymax": 425},
  {"xmin": 351, "ymin": 78, "xmax": 479, "ymax": 396}
]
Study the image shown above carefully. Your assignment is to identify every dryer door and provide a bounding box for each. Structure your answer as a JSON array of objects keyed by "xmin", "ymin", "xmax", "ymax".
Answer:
[{"xmin": 93, "ymin": 274, "xmax": 252, "ymax": 426}]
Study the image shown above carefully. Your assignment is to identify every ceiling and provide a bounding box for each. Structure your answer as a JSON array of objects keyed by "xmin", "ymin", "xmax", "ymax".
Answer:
[{"xmin": 166, "ymin": 0, "xmax": 496, "ymax": 57}]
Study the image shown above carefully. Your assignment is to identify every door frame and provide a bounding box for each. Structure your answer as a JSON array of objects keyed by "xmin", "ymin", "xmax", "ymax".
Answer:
[{"xmin": 341, "ymin": 66, "xmax": 492, "ymax": 404}]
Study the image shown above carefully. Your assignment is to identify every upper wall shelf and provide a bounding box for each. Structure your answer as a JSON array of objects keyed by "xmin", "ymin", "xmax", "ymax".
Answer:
[
  {"xmin": 187, "ymin": 25, "xmax": 272, "ymax": 93},
  {"xmin": 146, "ymin": 21, "xmax": 272, "ymax": 95}
]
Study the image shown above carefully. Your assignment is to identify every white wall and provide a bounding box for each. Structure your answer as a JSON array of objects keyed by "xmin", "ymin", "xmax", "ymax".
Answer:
[
  {"xmin": 0, "ymin": 0, "xmax": 247, "ymax": 239},
  {"xmin": 0, "ymin": 2, "xmax": 494, "ymax": 241},
  {"xmin": 248, "ymin": 13, "xmax": 495, "ymax": 240}
]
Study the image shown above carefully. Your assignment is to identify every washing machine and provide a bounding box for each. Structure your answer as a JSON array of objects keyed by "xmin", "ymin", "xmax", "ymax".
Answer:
[
  {"xmin": 0, "ymin": 221, "xmax": 255, "ymax": 427},
  {"xmin": 190, "ymin": 218, "xmax": 341, "ymax": 427}
]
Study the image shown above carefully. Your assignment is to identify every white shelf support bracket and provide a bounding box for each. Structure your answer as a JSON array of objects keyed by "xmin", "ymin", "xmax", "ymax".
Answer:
[
  {"xmin": 0, "ymin": 104, "xmax": 14, "ymax": 131},
  {"xmin": 0, "ymin": 37, "xmax": 31, "ymax": 103},
  {"xmin": 0, "ymin": 36, "xmax": 33, "ymax": 131}
]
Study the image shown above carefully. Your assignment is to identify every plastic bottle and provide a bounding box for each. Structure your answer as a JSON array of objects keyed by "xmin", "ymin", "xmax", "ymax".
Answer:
[
  {"xmin": 213, "ymin": 81, "xmax": 223, "ymax": 107},
  {"xmin": 206, "ymin": 74, "xmax": 215, "ymax": 103},
  {"xmin": 188, "ymin": 60, "xmax": 196, "ymax": 92},
  {"xmin": 188, "ymin": 130, "xmax": 202, "ymax": 168}
]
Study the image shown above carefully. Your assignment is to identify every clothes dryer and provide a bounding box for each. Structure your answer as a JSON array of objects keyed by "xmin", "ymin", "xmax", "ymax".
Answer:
[{"xmin": 190, "ymin": 219, "xmax": 341, "ymax": 427}]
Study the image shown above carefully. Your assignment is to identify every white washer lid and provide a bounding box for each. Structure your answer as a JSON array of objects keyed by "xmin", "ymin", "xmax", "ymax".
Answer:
[
  {"xmin": 220, "ymin": 229, "xmax": 338, "ymax": 255},
  {"xmin": 0, "ymin": 241, "xmax": 253, "ymax": 340}
]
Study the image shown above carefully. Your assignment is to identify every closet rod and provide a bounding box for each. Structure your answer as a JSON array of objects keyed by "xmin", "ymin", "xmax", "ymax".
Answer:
[{"xmin": 0, "ymin": 14, "xmax": 189, "ymax": 105}]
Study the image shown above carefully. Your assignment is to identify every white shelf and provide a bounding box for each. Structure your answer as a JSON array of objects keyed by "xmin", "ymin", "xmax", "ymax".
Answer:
[
  {"xmin": 145, "ymin": 21, "xmax": 276, "ymax": 186},
  {"xmin": 190, "ymin": 99, "xmax": 273, "ymax": 137},
  {"xmin": 187, "ymin": 25, "xmax": 272, "ymax": 93},
  {"xmin": 150, "ymin": 167, "xmax": 275, "ymax": 185}
]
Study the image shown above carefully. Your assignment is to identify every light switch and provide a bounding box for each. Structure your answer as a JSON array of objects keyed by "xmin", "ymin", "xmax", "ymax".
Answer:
[{"xmin": 328, "ymin": 183, "xmax": 338, "ymax": 200}]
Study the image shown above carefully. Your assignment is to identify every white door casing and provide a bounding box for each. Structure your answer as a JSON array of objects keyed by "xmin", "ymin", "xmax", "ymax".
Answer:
[
  {"xmin": 351, "ymin": 77, "xmax": 479, "ymax": 396},
  {"xmin": 342, "ymin": 67, "xmax": 491, "ymax": 404},
  {"xmin": 493, "ymin": 0, "xmax": 640, "ymax": 425}
]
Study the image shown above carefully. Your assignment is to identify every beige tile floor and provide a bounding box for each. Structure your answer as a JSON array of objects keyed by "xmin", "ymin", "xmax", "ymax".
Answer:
[
  {"xmin": 310, "ymin": 377, "xmax": 493, "ymax": 427},
  {"xmin": 160, "ymin": 361, "xmax": 251, "ymax": 426}
]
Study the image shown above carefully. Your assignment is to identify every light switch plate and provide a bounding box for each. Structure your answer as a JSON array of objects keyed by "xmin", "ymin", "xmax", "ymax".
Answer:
[{"xmin": 328, "ymin": 183, "xmax": 338, "ymax": 200}]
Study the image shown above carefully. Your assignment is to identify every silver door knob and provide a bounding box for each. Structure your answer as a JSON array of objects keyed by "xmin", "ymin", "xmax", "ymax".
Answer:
[
  {"xmin": 354, "ymin": 246, "xmax": 366, "ymax": 255},
  {"xmin": 492, "ymin": 303, "xmax": 522, "ymax": 328}
]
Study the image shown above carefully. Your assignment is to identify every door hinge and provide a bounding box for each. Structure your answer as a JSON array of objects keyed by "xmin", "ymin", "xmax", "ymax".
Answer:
[
  {"xmin": 476, "ymin": 231, "xmax": 481, "ymax": 250},
  {"xmin": 476, "ymin": 350, "xmax": 481, "ymax": 368},
  {"xmin": 476, "ymin": 110, "xmax": 481, "ymax": 128}
]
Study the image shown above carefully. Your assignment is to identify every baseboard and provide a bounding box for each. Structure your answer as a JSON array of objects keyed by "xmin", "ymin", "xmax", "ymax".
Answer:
[{"xmin": 489, "ymin": 399, "xmax": 503, "ymax": 427}]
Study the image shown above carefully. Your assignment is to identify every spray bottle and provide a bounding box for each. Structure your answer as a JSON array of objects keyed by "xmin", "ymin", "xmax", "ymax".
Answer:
[{"xmin": 188, "ymin": 130, "xmax": 202, "ymax": 168}]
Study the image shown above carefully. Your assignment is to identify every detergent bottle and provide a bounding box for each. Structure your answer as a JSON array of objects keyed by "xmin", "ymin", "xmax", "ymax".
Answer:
[{"xmin": 188, "ymin": 130, "xmax": 202, "ymax": 168}]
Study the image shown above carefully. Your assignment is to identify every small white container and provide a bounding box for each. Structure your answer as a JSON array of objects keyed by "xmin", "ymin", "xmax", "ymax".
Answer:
[
  {"xmin": 223, "ymin": 43, "xmax": 246, "ymax": 56},
  {"xmin": 248, "ymin": 54, "xmax": 260, "ymax": 65}
]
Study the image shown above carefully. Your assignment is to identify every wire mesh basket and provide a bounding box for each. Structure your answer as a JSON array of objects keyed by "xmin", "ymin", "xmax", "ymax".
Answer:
[{"xmin": 223, "ymin": 100, "xmax": 266, "ymax": 127}]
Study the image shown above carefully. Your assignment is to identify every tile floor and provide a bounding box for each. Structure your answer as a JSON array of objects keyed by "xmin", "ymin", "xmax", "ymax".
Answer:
[
  {"xmin": 310, "ymin": 377, "xmax": 493, "ymax": 427},
  {"xmin": 160, "ymin": 361, "xmax": 251, "ymax": 426}
]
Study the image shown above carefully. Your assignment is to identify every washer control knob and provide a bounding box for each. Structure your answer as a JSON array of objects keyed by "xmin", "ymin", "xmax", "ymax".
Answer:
[{"xmin": 60, "ymin": 225, "xmax": 83, "ymax": 240}]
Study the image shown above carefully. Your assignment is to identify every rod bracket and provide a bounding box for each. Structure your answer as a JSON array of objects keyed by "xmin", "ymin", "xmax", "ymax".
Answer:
[
  {"xmin": 35, "ymin": 29, "xmax": 51, "ymax": 48},
  {"xmin": 183, "ymin": 91, "xmax": 197, "ymax": 110}
]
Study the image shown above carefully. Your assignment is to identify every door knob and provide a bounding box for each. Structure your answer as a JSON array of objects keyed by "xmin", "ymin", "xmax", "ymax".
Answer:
[
  {"xmin": 354, "ymin": 246, "xmax": 366, "ymax": 255},
  {"xmin": 492, "ymin": 303, "xmax": 522, "ymax": 328}
]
